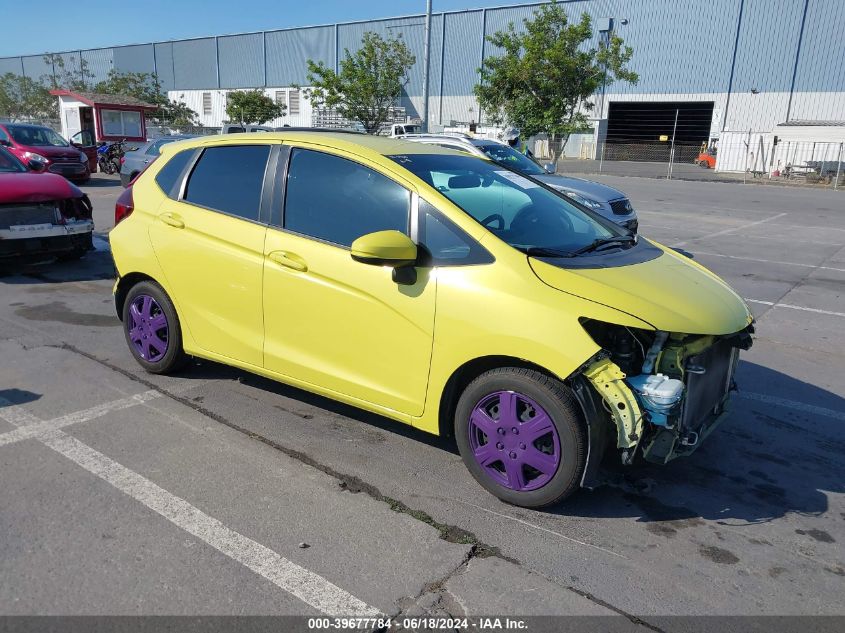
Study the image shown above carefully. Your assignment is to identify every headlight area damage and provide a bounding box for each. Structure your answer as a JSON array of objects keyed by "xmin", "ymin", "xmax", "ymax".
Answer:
[{"xmin": 572, "ymin": 319, "xmax": 754, "ymax": 474}]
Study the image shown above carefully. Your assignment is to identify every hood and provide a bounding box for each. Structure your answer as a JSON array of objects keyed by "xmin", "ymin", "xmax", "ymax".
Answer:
[
  {"xmin": 529, "ymin": 243, "xmax": 752, "ymax": 335},
  {"xmin": 0, "ymin": 172, "xmax": 82, "ymax": 203},
  {"xmin": 535, "ymin": 174, "xmax": 626, "ymax": 201},
  {"xmin": 18, "ymin": 145, "xmax": 84, "ymax": 161}
]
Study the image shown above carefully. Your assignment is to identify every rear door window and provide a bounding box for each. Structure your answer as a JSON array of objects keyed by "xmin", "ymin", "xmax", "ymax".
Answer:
[
  {"xmin": 184, "ymin": 145, "xmax": 271, "ymax": 222},
  {"xmin": 155, "ymin": 149, "xmax": 194, "ymax": 197}
]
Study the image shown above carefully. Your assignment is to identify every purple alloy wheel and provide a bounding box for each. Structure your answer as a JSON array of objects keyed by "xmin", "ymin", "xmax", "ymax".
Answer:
[
  {"xmin": 468, "ymin": 391, "xmax": 561, "ymax": 492},
  {"xmin": 127, "ymin": 294, "xmax": 169, "ymax": 362}
]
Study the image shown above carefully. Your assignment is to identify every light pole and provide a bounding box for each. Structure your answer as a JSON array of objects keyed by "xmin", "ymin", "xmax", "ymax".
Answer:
[{"xmin": 422, "ymin": 0, "xmax": 432, "ymax": 132}]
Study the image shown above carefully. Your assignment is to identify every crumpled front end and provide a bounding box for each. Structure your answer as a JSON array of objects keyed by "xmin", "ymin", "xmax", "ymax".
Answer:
[{"xmin": 579, "ymin": 320, "xmax": 753, "ymax": 465}]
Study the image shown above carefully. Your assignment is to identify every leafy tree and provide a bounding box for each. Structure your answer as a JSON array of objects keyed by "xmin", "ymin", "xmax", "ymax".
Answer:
[
  {"xmin": 0, "ymin": 73, "xmax": 56, "ymax": 120},
  {"xmin": 94, "ymin": 70, "xmax": 164, "ymax": 105},
  {"xmin": 225, "ymin": 89, "xmax": 285, "ymax": 126},
  {"xmin": 301, "ymin": 32, "xmax": 415, "ymax": 134},
  {"xmin": 42, "ymin": 53, "xmax": 93, "ymax": 91},
  {"xmin": 475, "ymin": 1, "xmax": 638, "ymax": 162},
  {"xmin": 154, "ymin": 100, "xmax": 200, "ymax": 128}
]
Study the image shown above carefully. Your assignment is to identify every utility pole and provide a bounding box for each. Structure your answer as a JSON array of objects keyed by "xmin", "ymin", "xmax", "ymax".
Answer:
[{"xmin": 421, "ymin": 0, "xmax": 432, "ymax": 132}]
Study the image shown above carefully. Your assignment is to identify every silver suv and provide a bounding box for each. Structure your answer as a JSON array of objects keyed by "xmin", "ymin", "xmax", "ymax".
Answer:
[{"xmin": 398, "ymin": 134, "xmax": 637, "ymax": 232}]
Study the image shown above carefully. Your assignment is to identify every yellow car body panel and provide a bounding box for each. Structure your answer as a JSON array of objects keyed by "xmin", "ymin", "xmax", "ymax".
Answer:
[{"xmin": 111, "ymin": 132, "xmax": 752, "ymax": 442}]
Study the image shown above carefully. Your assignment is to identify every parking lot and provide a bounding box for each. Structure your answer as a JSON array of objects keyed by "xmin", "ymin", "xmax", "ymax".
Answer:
[{"xmin": 1, "ymin": 172, "xmax": 843, "ymax": 624}]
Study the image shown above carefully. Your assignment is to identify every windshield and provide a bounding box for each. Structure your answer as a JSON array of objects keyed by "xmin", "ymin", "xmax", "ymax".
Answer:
[
  {"xmin": 389, "ymin": 153, "xmax": 624, "ymax": 254},
  {"xmin": 477, "ymin": 142, "xmax": 546, "ymax": 176},
  {"xmin": 7, "ymin": 125, "xmax": 69, "ymax": 147},
  {"xmin": 0, "ymin": 146, "xmax": 26, "ymax": 173},
  {"xmin": 403, "ymin": 125, "xmax": 421, "ymax": 134}
]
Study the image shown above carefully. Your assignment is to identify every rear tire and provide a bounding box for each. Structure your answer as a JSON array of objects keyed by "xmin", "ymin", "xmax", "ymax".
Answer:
[
  {"xmin": 454, "ymin": 368, "xmax": 586, "ymax": 508},
  {"xmin": 122, "ymin": 281, "xmax": 188, "ymax": 374}
]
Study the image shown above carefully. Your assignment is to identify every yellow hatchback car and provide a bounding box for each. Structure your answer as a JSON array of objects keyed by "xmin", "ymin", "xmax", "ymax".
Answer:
[{"xmin": 111, "ymin": 132, "xmax": 753, "ymax": 508}]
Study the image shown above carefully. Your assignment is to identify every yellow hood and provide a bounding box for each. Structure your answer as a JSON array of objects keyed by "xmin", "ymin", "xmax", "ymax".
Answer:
[{"xmin": 529, "ymin": 243, "xmax": 752, "ymax": 335}]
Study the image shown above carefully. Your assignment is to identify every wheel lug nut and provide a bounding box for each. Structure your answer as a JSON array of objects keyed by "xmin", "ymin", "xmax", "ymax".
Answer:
[
  {"xmin": 496, "ymin": 442, "xmax": 504, "ymax": 450},
  {"xmin": 519, "ymin": 443, "xmax": 526, "ymax": 450},
  {"xmin": 512, "ymin": 427, "xmax": 519, "ymax": 435},
  {"xmin": 497, "ymin": 427, "xmax": 505, "ymax": 435},
  {"xmin": 509, "ymin": 451, "xmax": 517, "ymax": 459}
]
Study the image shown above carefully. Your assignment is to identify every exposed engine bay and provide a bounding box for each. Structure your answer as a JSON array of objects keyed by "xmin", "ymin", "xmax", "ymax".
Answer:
[{"xmin": 578, "ymin": 319, "xmax": 754, "ymax": 466}]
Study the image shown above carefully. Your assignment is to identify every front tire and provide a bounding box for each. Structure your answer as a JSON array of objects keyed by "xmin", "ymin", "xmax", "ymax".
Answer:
[
  {"xmin": 122, "ymin": 281, "xmax": 188, "ymax": 374},
  {"xmin": 455, "ymin": 368, "xmax": 586, "ymax": 508}
]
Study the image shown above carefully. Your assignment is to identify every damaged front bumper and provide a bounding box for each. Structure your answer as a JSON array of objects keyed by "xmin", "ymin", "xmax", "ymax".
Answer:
[{"xmin": 579, "ymin": 324, "xmax": 752, "ymax": 467}]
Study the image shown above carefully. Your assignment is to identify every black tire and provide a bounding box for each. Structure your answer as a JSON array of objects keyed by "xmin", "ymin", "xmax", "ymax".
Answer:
[
  {"xmin": 122, "ymin": 280, "xmax": 188, "ymax": 374},
  {"xmin": 454, "ymin": 367, "xmax": 586, "ymax": 508}
]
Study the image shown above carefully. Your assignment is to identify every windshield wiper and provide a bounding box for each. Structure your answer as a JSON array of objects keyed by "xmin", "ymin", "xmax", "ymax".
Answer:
[
  {"xmin": 520, "ymin": 246, "xmax": 574, "ymax": 258},
  {"xmin": 567, "ymin": 235, "xmax": 636, "ymax": 257}
]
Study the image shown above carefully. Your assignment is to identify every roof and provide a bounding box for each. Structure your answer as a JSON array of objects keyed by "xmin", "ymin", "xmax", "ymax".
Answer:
[
  {"xmin": 776, "ymin": 120, "xmax": 845, "ymax": 127},
  {"xmin": 161, "ymin": 132, "xmax": 458, "ymax": 160},
  {"xmin": 49, "ymin": 90, "xmax": 158, "ymax": 109}
]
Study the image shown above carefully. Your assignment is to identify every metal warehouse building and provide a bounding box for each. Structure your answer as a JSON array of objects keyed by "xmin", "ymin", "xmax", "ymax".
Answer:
[{"xmin": 2, "ymin": 0, "xmax": 843, "ymax": 164}]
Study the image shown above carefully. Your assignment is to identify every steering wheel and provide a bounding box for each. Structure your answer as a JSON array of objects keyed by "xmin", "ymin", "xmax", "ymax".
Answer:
[
  {"xmin": 510, "ymin": 205, "xmax": 573, "ymax": 236},
  {"xmin": 480, "ymin": 213, "xmax": 506, "ymax": 230}
]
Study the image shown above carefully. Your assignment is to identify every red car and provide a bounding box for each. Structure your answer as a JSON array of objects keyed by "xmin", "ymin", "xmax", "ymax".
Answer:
[
  {"xmin": 0, "ymin": 145, "xmax": 94, "ymax": 260},
  {"xmin": 0, "ymin": 122, "xmax": 94, "ymax": 183}
]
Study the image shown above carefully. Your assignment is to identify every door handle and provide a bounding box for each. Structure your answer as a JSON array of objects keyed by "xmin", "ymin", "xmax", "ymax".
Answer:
[
  {"xmin": 158, "ymin": 212, "xmax": 184, "ymax": 229},
  {"xmin": 268, "ymin": 250, "xmax": 308, "ymax": 272}
]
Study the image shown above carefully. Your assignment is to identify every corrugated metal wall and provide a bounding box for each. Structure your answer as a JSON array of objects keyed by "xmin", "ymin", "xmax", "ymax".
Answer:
[
  {"xmin": 1, "ymin": 0, "xmax": 842, "ymax": 129},
  {"xmin": 265, "ymin": 26, "xmax": 334, "ymax": 86}
]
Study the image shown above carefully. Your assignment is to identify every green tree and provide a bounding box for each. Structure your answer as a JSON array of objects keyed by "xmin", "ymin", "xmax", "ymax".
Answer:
[
  {"xmin": 42, "ymin": 53, "xmax": 94, "ymax": 90},
  {"xmin": 475, "ymin": 1, "xmax": 638, "ymax": 163},
  {"xmin": 0, "ymin": 73, "xmax": 56, "ymax": 120},
  {"xmin": 94, "ymin": 70, "xmax": 164, "ymax": 105},
  {"xmin": 301, "ymin": 32, "xmax": 415, "ymax": 134},
  {"xmin": 225, "ymin": 89, "xmax": 285, "ymax": 126}
]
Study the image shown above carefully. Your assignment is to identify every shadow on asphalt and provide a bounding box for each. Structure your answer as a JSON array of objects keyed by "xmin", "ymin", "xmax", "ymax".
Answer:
[
  {"xmin": 79, "ymin": 175, "xmax": 122, "ymax": 189},
  {"xmin": 173, "ymin": 356, "xmax": 843, "ymax": 527},
  {"xmin": 4, "ymin": 250, "xmax": 842, "ymax": 527},
  {"xmin": 178, "ymin": 358, "xmax": 460, "ymax": 455},
  {"xmin": 0, "ymin": 388, "xmax": 41, "ymax": 408},
  {"xmin": 0, "ymin": 248, "xmax": 114, "ymax": 285}
]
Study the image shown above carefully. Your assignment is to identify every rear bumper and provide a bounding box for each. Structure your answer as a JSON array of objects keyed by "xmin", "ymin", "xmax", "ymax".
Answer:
[{"xmin": 0, "ymin": 220, "xmax": 94, "ymax": 258}]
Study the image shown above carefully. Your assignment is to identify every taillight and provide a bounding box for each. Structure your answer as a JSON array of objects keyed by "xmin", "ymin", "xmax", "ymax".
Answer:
[
  {"xmin": 119, "ymin": 157, "xmax": 125, "ymax": 165},
  {"xmin": 115, "ymin": 187, "xmax": 134, "ymax": 225}
]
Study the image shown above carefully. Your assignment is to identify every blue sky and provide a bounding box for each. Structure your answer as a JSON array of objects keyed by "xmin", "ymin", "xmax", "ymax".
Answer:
[{"xmin": 0, "ymin": 0, "xmax": 544, "ymax": 56}]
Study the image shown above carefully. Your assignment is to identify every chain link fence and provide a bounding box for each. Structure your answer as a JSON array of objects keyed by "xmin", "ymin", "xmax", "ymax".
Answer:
[{"xmin": 551, "ymin": 136, "xmax": 845, "ymax": 190}]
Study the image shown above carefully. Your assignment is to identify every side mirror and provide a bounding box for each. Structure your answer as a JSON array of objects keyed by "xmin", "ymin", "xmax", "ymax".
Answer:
[
  {"xmin": 351, "ymin": 230, "xmax": 418, "ymax": 284},
  {"xmin": 544, "ymin": 162, "xmax": 556, "ymax": 174},
  {"xmin": 28, "ymin": 159, "xmax": 46, "ymax": 172}
]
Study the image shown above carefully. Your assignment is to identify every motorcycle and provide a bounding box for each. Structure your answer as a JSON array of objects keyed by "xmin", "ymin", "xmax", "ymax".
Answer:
[{"xmin": 96, "ymin": 140, "xmax": 126, "ymax": 175}]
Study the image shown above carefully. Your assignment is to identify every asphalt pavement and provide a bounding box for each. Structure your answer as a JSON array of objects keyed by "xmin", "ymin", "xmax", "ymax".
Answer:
[{"xmin": 0, "ymin": 172, "xmax": 843, "ymax": 626}]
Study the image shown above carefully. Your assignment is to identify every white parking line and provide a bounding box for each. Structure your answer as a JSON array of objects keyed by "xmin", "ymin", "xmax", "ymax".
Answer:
[
  {"xmin": 738, "ymin": 392, "xmax": 845, "ymax": 422},
  {"xmin": 694, "ymin": 251, "xmax": 845, "ymax": 273},
  {"xmin": 745, "ymin": 299, "xmax": 845, "ymax": 318},
  {"xmin": 0, "ymin": 390, "xmax": 162, "ymax": 448},
  {"xmin": 673, "ymin": 212, "xmax": 787, "ymax": 247},
  {"xmin": 0, "ymin": 397, "xmax": 381, "ymax": 617}
]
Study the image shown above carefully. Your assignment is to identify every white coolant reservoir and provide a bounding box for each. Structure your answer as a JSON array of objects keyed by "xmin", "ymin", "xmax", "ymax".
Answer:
[{"xmin": 627, "ymin": 373, "xmax": 684, "ymax": 426}]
